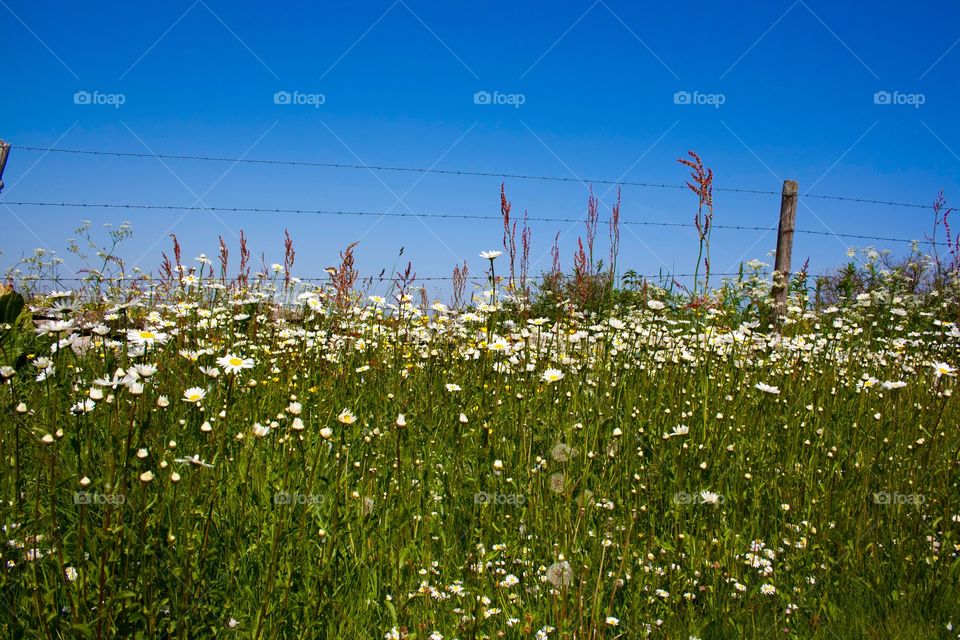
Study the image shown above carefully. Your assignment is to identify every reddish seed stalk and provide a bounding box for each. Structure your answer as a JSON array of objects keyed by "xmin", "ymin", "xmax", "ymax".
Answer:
[
  {"xmin": 550, "ymin": 232, "xmax": 561, "ymax": 279},
  {"xmin": 170, "ymin": 234, "xmax": 183, "ymax": 286},
  {"xmin": 501, "ymin": 183, "xmax": 518, "ymax": 290},
  {"xmin": 238, "ymin": 230, "xmax": 251, "ymax": 288},
  {"xmin": 585, "ymin": 187, "xmax": 599, "ymax": 270},
  {"xmin": 331, "ymin": 242, "xmax": 360, "ymax": 311},
  {"xmin": 574, "ymin": 238, "xmax": 588, "ymax": 306},
  {"xmin": 283, "ymin": 229, "xmax": 296, "ymax": 287},
  {"xmin": 609, "ymin": 188, "xmax": 621, "ymax": 277},
  {"xmin": 451, "ymin": 261, "xmax": 468, "ymax": 309},
  {"xmin": 520, "ymin": 211, "xmax": 532, "ymax": 298},
  {"xmin": 218, "ymin": 235, "xmax": 229, "ymax": 283},
  {"xmin": 677, "ymin": 151, "xmax": 715, "ymax": 297}
]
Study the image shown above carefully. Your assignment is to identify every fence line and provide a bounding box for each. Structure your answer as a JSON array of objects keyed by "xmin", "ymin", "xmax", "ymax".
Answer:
[
  {"xmin": 12, "ymin": 144, "xmax": 933, "ymax": 210},
  {"xmin": 0, "ymin": 200, "xmax": 944, "ymax": 247},
  {"xmin": 6, "ymin": 270, "xmax": 866, "ymax": 284}
]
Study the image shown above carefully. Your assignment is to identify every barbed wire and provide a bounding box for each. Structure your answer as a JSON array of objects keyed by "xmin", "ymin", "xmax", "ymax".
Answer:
[
  {"xmin": 0, "ymin": 200, "xmax": 944, "ymax": 246},
  {"xmin": 12, "ymin": 145, "xmax": 933, "ymax": 209},
  {"xmin": 6, "ymin": 270, "xmax": 844, "ymax": 284}
]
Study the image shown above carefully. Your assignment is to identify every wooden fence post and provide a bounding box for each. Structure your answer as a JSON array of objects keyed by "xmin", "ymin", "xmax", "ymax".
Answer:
[
  {"xmin": 0, "ymin": 141, "xmax": 10, "ymax": 193},
  {"xmin": 772, "ymin": 179, "xmax": 798, "ymax": 317}
]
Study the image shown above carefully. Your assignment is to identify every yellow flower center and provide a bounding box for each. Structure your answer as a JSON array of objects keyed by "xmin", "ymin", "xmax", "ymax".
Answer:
[
  {"xmin": 229, "ymin": 357, "xmax": 243, "ymax": 367},
  {"xmin": 140, "ymin": 331, "xmax": 155, "ymax": 339}
]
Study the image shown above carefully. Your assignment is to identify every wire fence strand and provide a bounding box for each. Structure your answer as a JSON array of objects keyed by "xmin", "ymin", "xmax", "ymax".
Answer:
[
  {"xmin": 0, "ymin": 199, "xmax": 945, "ymax": 246},
  {"xmin": 12, "ymin": 145, "xmax": 934, "ymax": 209},
  {"xmin": 10, "ymin": 271, "xmax": 823, "ymax": 284}
]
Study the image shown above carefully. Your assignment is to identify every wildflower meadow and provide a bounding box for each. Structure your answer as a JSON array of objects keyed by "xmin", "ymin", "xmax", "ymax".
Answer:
[{"xmin": 2, "ymin": 188, "xmax": 960, "ymax": 639}]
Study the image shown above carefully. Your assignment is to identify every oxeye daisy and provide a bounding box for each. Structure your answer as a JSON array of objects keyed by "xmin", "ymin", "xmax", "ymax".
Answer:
[
  {"xmin": 541, "ymin": 368, "xmax": 564, "ymax": 383},
  {"xmin": 217, "ymin": 353, "xmax": 255, "ymax": 375},
  {"xmin": 663, "ymin": 424, "xmax": 689, "ymax": 439},
  {"xmin": 445, "ymin": 383, "xmax": 462, "ymax": 392},
  {"xmin": 754, "ymin": 382, "xmax": 780, "ymax": 395},
  {"xmin": 487, "ymin": 337, "xmax": 510, "ymax": 352},
  {"xmin": 132, "ymin": 363, "xmax": 158, "ymax": 378},
  {"xmin": 183, "ymin": 387, "xmax": 206, "ymax": 404},
  {"xmin": 932, "ymin": 361, "xmax": 956, "ymax": 378},
  {"xmin": 127, "ymin": 328, "xmax": 169, "ymax": 348},
  {"xmin": 337, "ymin": 409, "xmax": 357, "ymax": 425},
  {"xmin": 700, "ymin": 490, "xmax": 721, "ymax": 504},
  {"xmin": 199, "ymin": 366, "xmax": 220, "ymax": 379},
  {"xmin": 71, "ymin": 399, "xmax": 96, "ymax": 414}
]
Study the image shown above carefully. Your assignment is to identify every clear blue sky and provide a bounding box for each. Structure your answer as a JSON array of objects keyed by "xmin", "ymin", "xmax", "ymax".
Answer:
[{"xmin": 2, "ymin": 0, "xmax": 959, "ymax": 296}]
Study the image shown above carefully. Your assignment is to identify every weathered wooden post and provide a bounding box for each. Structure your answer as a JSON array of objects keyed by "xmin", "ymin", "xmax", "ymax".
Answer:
[
  {"xmin": 772, "ymin": 179, "xmax": 798, "ymax": 317},
  {"xmin": 0, "ymin": 141, "xmax": 11, "ymax": 193}
]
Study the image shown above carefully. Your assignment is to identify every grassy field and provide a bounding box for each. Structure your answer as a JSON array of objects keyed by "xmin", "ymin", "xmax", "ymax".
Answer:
[{"xmin": 1, "ymin": 251, "xmax": 959, "ymax": 639}]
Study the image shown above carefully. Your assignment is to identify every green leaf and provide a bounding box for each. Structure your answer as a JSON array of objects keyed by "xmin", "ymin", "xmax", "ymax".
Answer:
[{"xmin": 0, "ymin": 291, "xmax": 24, "ymax": 325}]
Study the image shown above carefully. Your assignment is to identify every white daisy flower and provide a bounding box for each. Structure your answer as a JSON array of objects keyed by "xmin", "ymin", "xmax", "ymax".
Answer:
[
  {"xmin": 183, "ymin": 387, "xmax": 206, "ymax": 404},
  {"xmin": 216, "ymin": 353, "xmax": 255, "ymax": 375},
  {"xmin": 126, "ymin": 328, "xmax": 168, "ymax": 348}
]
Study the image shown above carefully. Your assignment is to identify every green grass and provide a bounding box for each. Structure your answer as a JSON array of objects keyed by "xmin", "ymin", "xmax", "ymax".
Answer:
[{"xmin": 1, "ymin": 277, "xmax": 959, "ymax": 639}]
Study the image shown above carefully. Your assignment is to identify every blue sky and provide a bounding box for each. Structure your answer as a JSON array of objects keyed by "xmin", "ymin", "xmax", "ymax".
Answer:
[{"xmin": 2, "ymin": 0, "xmax": 959, "ymax": 296}]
